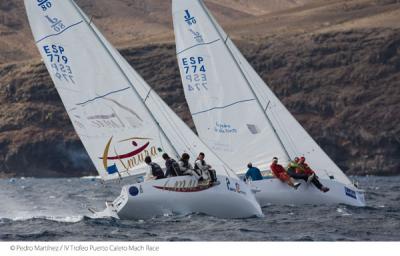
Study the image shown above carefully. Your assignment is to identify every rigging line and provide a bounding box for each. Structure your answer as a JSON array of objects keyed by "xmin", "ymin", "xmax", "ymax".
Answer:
[
  {"xmin": 264, "ymin": 101, "xmax": 270, "ymax": 113},
  {"xmin": 199, "ymin": 0, "xmax": 291, "ymax": 160},
  {"xmin": 161, "ymin": 109, "xmax": 195, "ymax": 157},
  {"xmin": 253, "ymin": 79, "xmax": 298, "ymax": 158},
  {"xmin": 75, "ymin": 87, "xmax": 130, "ymax": 106},
  {"xmin": 146, "ymin": 91, "xmax": 194, "ymax": 158},
  {"xmin": 255, "ymin": 80, "xmax": 300, "ymax": 157},
  {"xmin": 192, "ymin": 99, "xmax": 256, "ymax": 116},
  {"xmin": 144, "ymin": 89, "xmax": 151, "ymax": 102},
  {"xmin": 114, "ymin": 60, "xmax": 195, "ymax": 155},
  {"xmin": 254, "ymin": 82, "xmax": 298, "ymax": 157},
  {"xmin": 176, "ymin": 39, "xmax": 220, "ymax": 55},
  {"xmin": 281, "ymin": 114, "xmax": 299, "ymax": 156},
  {"xmin": 107, "ymin": 54, "xmax": 194, "ymax": 157},
  {"xmin": 269, "ymin": 102, "xmax": 298, "ymax": 158},
  {"xmin": 69, "ymin": 0, "xmax": 181, "ymax": 159},
  {"xmin": 35, "ymin": 20, "xmax": 84, "ymax": 43},
  {"xmin": 224, "ymin": 35, "xmax": 229, "ymax": 44},
  {"xmin": 153, "ymin": 90, "xmax": 236, "ymax": 177},
  {"xmin": 152, "ymin": 92, "xmax": 195, "ymax": 156}
]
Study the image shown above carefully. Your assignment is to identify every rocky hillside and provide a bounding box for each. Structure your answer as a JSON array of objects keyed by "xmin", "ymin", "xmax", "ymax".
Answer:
[
  {"xmin": 0, "ymin": 0, "xmax": 399, "ymax": 177},
  {"xmin": 0, "ymin": 0, "xmax": 313, "ymax": 65}
]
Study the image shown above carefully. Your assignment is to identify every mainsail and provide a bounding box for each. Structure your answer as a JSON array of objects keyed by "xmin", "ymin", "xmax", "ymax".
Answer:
[
  {"xmin": 25, "ymin": 0, "xmax": 233, "ymax": 181},
  {"xmin": 173, "ymin": 0, "xmax": 351, "ymax": 185}
]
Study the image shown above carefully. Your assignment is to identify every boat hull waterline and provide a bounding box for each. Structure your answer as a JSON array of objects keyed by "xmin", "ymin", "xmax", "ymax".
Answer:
[
  {"xmin": 250, "ymin": 178, "xmax": 366, "ymax": 207},
  {"xmin": 93, "ymin": 175, "xmax": 263, "ymax": 219}
]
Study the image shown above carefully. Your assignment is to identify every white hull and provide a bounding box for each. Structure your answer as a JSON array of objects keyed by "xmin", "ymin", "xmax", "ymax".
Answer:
[
  {"xmin": 93, "ymin": 175, "xmax": 263, "ymax": 219},
  {"xmin": 250, "ymin": 178, "xmax": 366, "ymax": 207}
]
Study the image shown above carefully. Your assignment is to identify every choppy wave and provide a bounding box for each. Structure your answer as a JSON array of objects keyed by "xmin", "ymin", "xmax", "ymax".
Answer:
[
  {"xmin": 0, "ymin": 176, "xmax": 400, "ymax": 241},
  {"xmin": 1, "ymin": 215, "xmax": 85, "ymax": 223}
]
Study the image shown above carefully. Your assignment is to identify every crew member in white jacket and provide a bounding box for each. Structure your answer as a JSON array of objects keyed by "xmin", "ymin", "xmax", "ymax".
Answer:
[
  {"xmin": 194, "ymin": 152, "xmax": 217, "ymax": 182},
  {"xmin": 179, "ymin": 153, "xmax": 201, "ymax": 180}
]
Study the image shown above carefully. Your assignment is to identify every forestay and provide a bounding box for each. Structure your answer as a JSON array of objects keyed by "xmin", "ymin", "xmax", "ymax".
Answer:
[
  {"xmin": 173, "ymin": 0, "xmax": 351, "ymax": 185},
  {"xmin": 25, "ymin": 0, "xmax": 232, "ymax": 181},
  {"xmin": 173, "ymin": 0, "xmax": 289, "ymax": 174}
]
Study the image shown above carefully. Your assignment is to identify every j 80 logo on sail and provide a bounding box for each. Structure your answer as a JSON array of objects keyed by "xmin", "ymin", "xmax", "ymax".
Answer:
[
  {"xmin": 37, "ymin": 0, "xmax": 53, "ymax": 11},
  {"xmin": 184, "ymin": 10, "xmax": 196, "ymax": 26}
]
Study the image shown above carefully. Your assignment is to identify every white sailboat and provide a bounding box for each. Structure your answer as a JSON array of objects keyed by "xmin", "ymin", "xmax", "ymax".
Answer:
[
  {"xmin": 24, "ymin": 0, "xmax": 263, "ymax": 219},
  {"xmin": 172, "ymin": 0, "xmax": 366, "ymax": 207}
]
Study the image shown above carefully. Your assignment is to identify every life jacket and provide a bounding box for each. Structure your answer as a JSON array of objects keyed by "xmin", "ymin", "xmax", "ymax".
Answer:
[
  {"xmin": 299, "ymin": 162, "xmax": 314, "ymax": 175},
  {"xmin": 194, "ymin": 159, "xmax": 206, "ymax": 171},
  {"xmin": 193, "ymin": 160, "xmax": 203, "ymax": 176},
  {"xmin": 179, "ymin": 159, "xmax": 193, "ymax": 175},
  {"xmin": 196, "ymin": 159, "xmax": 217, "ymax": 182},
  {"xmin": 287, "ymin": 161, "xmax": 299, "ymax": 170},
  {"xmin": 270, "ymin": 163, "xmax": 285, "ymax": 175},
  {"xmin": 150, "ymin": 162, "xmax": 164, "ymax": 179},
  {"xmin": 170, "ymin": 159, "xmax": 182, "ymax": 176},
  {"xmin": 180, "ymin": 159, "xmax": 189, "ymax": 169}
]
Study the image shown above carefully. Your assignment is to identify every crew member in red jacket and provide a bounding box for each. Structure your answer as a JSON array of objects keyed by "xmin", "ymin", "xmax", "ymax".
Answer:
[
  {"xmin": 270, "ymin": 157, "xmax": 301, "ymax": 189},
  {"xmin": 297, "ymin": 157, "xmax": 330, "ymax": 193}
]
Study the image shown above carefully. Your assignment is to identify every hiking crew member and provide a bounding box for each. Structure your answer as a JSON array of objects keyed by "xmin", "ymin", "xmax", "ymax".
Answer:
[
  {"xmin": 270, "ymin": 157, "xmax": 301, "ymax": 189},
  {"xmin": 194, "ymin": 152, "xmax": 217, "ymax": 183},
  {"xmin": 162, "ymin": 153, "xmax": 181, "ymax": 177},
  {"xmin": 144, "ymin": 156, "xmax": 165, "ymax": 180},
  {"xmin": 297, "ymin": 157, "xmax": 329, "ymax": 192},
  {"xmin": 178, "ymin": 153, "xmax": 201, "ymax": 180},
  {"xmin": 287, "ymin": 157, "xmax": 309, "ymax": 180},
  {"xmin": 245, "ymin": 163, "xmax": 263, "ymax": 181},
  {"xmin": 287, "ymin": 157, "xmax": 329, "ymax": 193}
]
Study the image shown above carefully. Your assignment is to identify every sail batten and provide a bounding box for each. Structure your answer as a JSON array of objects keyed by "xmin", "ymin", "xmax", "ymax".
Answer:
[
  {"xmin": 177, "ymin": 39, "xmax": 221, "ymax": 55},
  {"xmin": 191, "ymin": 99, "xmax": 256, "ymax": 116}
]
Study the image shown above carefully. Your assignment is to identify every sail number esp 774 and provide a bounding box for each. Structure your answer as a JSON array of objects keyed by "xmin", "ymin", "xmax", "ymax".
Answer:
[{"xmin": 181, "ymin": 56, "xmax": 208, "ymax": 91}]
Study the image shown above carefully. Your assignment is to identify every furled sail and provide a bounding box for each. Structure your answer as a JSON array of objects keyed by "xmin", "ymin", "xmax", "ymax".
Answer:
[
  {"xmin": 25, "ymin": 0, "xmax": 233, "ymax": 181},
  {"xmin": 173, "ymin": 0, "xmax": 351, "ymax": 184}
]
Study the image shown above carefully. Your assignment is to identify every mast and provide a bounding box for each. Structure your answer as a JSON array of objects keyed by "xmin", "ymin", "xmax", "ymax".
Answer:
[
  {"xmin": 198, "ymin": 0, "xmax": 292, "ymax": 160},
  {"xmin": 69, "ymin": 0, "xmax": 181, "ymax": 159}
]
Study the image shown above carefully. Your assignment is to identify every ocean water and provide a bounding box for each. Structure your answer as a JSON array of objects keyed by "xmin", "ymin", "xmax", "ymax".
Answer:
[{"xmin": 0, "ymin": 176, "xmax": 399, "ymax": 241}]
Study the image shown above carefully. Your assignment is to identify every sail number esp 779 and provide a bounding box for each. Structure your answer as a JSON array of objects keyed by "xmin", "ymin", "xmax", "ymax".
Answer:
[{"xmin": 43, "ymin": 44, "xmax": 75, "ymax": 84}]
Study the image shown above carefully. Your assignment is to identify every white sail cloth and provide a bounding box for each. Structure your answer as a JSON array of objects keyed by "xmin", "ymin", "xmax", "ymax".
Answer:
[
  {"xmin": 25, "ymin": 0, "xmax": 234, "ymax": 181},
  {"xmin": 173, "ymin": 0, "xmax": 351, "ymax": 185},
  {"xmin": 173, "ymin": 0, "xmax": 289, "ymax": 174}
]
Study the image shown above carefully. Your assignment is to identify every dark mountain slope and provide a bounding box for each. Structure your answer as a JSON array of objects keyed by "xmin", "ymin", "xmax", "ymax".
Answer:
[{"xmin": 0, "ymin": 27, "xmax": 399, "ymax": 177}]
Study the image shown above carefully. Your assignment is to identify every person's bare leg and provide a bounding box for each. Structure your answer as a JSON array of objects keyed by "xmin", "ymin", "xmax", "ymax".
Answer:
[
  {"xmin": 286, "ymin": 180, "xmax": 295, "ymax": 187},
  {"xmin": 287, "ymin": 178, "xmax": 301, "ymax": 189}
]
